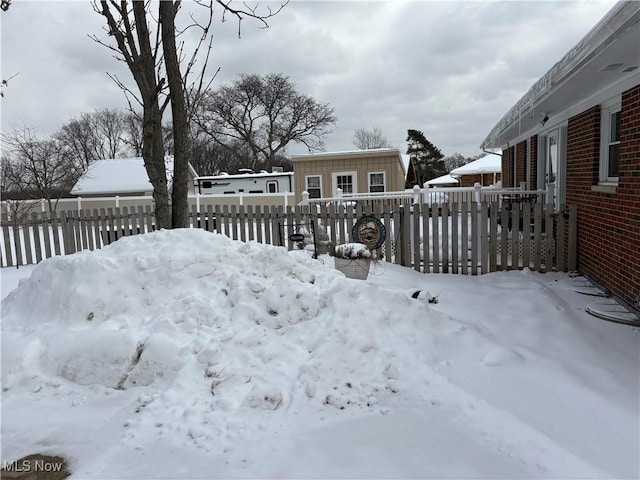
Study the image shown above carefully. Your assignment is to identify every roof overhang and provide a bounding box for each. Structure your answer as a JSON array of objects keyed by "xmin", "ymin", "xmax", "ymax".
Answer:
[
  {"xmin": 481, "ymin": 1, "xmax": 640, "ymax": 149},
  {"xmin": 292, "ymin": 148, "xmax": 406, "ymax": 175}
]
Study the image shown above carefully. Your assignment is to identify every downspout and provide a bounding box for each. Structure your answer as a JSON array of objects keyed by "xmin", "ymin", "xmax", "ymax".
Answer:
[
  {"xmin": 482, "ymin": 148, "xmax": 502, "ymax": 157},
  {"xmin": 482, "ymin": 148, "xmax": 502, "ymax": 187}
]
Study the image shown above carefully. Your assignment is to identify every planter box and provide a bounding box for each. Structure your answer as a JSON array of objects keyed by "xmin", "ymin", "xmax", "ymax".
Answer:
[{"xmin": 334, "ymin": 257, "xmax": 371, "ymax": 280}]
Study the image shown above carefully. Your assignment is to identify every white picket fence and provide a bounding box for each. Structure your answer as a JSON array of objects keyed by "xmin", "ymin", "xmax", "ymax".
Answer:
[{"xmin": 0, "ymin": 201, "xmax": 577, "ymax": 274}]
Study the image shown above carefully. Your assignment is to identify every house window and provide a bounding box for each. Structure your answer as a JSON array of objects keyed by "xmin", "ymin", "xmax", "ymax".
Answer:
[
  {"xmin": 332, "ymin": 171, "xmax": 357, "ymax": 195},
  {"xmin": 266, "ymin": 181, "xmax": 278, "ymax": 193},
  {"xmin": 336, "ymin": 175, "xmax": 353, "ymax": 193},
  {"xmin": 368, "ymin": 172, "xmax": 386, "ymax": 193},
  {"xmin": 600, "ymin": 98, "xmax": 621, "ymax": 183},
  {"xmin": 305, "ymin": 175, "xmax": 322, "ymax": 199}
]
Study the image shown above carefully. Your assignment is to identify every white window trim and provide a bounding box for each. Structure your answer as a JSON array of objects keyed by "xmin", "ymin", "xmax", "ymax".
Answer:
[
  {"xmin": 537, "ymin": 124, "xmax": 567, "ymax": 211},
  {"xmin": 332, "ymin": 171, "xmax": 357, "ymax": 196},
  {"xmin": 599, "ymin": 96, "xmax": 621, "ymax": 185},
  {"xmin": 368, "ymin": 171, "xmax": 387, "ymax": 193},
  {"xmin": 305, "ymin": 175, "xmax": 322, "ymax": 199},
  {"xmin": 266, "ymin": 180, "xmax": 278, "ymax": 193}
]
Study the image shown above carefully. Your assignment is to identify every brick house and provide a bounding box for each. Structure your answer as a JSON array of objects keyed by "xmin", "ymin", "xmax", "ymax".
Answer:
[
  {"xmin": 481, "ymin": 1, "xmax": 640, "ymax": 310},
  {"xmin": 449, "ymin": 155, "xmax": 502, "ymax": 187}
]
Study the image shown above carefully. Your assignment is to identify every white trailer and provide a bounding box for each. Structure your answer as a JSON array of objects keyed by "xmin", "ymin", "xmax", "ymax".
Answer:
[{"xmin": 194, "ymin": 171, "xmax": 294, "ymax": 195}]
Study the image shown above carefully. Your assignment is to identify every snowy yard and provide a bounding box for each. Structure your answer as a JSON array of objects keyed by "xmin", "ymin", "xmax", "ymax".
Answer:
[{"xmin": 1, "ymin": 228, "xmax": 638, "ymax": 479}]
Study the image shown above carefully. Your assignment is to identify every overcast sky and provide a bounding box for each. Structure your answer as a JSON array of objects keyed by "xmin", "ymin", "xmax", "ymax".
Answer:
[{"xmin": 1, "ymin": 0, "xmax": 618, "ymax": 158}]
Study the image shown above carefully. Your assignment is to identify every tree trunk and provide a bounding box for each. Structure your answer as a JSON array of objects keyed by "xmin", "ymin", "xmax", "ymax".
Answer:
[
  {"xmin": 159, "ymin": 1, "xmax": 189, "ymax": 229},
  {"xmin": 142, "ymin": 99, "xmax": 171, "ymax": 230},
  {"xmin": 130, "ymin": 1, "xmax": 171, "ymax": 230}
]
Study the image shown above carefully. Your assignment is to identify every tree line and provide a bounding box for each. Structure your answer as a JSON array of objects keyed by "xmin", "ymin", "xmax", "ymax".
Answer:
[
  {"xmin": 2, "ymin": 72, "xmax": 336, "ymax": 212},
  {"xmin": 2, "ymin": 1, "xmax": 482, "ymax": 227}
]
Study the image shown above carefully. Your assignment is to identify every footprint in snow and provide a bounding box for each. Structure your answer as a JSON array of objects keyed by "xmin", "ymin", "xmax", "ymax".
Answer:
[{"xmin": 481, "ymin": 347, "xmax": 524, "ymax": 367}]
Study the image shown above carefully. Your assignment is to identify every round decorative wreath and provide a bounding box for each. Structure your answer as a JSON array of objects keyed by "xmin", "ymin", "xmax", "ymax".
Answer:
[{"xmin": 351, "ymin": 215, "xmax": 386, "ymax": 250}]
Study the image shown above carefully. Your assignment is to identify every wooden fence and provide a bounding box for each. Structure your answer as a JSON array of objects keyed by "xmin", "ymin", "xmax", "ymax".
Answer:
[{"xmin": 0, "ymin": 201, "xmax": 577, "ymax": 274}]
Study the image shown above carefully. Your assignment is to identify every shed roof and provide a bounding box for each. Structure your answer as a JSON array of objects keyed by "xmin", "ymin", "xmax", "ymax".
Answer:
[{"xmin": 71, "ymin": 157, "xmax": 196, "ymax": 195}]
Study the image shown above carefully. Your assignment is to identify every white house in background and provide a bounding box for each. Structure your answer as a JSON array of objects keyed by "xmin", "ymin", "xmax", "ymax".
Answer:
[
  {"xmin": 425, "ymin": 174, "xmax": 459, "ymax": 187},
  {"xmin": 71, "ymin": 157, "xmax": 199, "ymax": 197},
  {"xmin": 449, "ymin": 155, "xmax": 502, "ymax": 187}
]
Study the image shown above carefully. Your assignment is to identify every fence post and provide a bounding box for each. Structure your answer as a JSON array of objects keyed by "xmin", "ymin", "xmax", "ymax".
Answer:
[
  {"xmin": 115, "ymin": 196, "xmax": 120, "ymax": 208},
  {"xmin": 546, "ymin": 182, "xmax": 554, "ymax": 205},
  {"xmin": 196, "ymin": 193, "xmax": 201, "ymax": 213},
  {"xmin": 474, "ymin": 182, "xmax": 482, "ymax": 203},
  {"xmin": 77, "ymin": 196, "xmax": 82, "ymax": 210},
  {"xmin": 412, "ymin": 185, "xmax": 420, "ymax": 205},
  {"xmin": 568, "ymin": 204, "xmax": 577, "ymax": 271},
  {"xmin": 60, "ymin": 211, "xmax": 74, "ymax": 255}
]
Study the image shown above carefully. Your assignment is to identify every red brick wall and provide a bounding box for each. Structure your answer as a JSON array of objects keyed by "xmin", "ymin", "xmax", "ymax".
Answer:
[
  {"xmin": 459, "ymin": 173, "xmax": 501, "ymax": 187},
  {"xmin": 502, "ymin": 147, "xmax": 514, "ymax": 187},
  {"xmin": 529, "ymin": 136, "xmax": 538, "ymax": 189},
  {"xmin": 516, "ymin": 140, "xmax": 527, "ymax": 187},
  {"xmin": 566, "ymin": 85, "xmax": 640, "ymax": 308}
]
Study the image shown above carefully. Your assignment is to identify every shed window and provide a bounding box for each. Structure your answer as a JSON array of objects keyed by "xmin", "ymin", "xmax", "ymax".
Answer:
[
  {"xmin": 368, "ymin": 172, "xmax": 386, "ymax": 193},
  {"xmin": 336, "ymin": 175, "xmax": 353, "ymax": 194},
  {"xmin": 306, "ymin": 175, "xmax": 322, "ymax": 199},
  {"xmin": 332, "ymin": 171, "xmax": 357, "ymax": 196}
]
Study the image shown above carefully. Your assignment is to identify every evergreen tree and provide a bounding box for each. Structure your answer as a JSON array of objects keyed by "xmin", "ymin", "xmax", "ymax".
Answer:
[{"xmin": 406, "ymin": 129, "xmax": 446, "ymax": 186}]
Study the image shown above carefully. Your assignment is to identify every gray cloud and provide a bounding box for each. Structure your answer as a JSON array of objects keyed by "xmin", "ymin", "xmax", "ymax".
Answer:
[{"xmin": 1, "ymin": 0, "xmax": 618, "ymax": 156}]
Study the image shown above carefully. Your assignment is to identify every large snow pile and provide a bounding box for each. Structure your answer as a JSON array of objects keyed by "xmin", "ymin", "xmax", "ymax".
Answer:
[
  {"xmin": 3, "ymin": 230, "xmax": 430, "ymax": 405},
  {"xmin": 1, "ymin": 229, "xmax": 638, "ymax": 479}
]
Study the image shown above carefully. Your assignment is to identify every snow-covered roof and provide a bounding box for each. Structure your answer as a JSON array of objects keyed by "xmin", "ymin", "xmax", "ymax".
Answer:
[
  {"xmin": 71, "ymin": 156, "xmax": 195, "ymax": 195},
  {"xmin": 449, "ymin": 155, "xmax": 501, "ymax": 177},
  {"xmin": 196, "ymin": 171, "xmax": 293, "ymax": 181},
  {"xmin": 291, "ymin": 148, "xmax": 401, "ymax": 160},
  {"xmin": 425, "ymin": 174, "xmax": 459, "ymax": 186},
  {"xmin": 291, "ymin": 148, "xmax": 406, "ymax": 176}
]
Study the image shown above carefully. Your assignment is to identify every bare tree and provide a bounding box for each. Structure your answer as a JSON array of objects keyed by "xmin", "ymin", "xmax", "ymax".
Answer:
[
  {"xmin": 352, "ymin": 126, "xmax": 393, "ymax": 150},
  {"xmin": 1, "ymin": 72, "xmax": 19, "ymax": 98},
  {"xmin": 121, "ymin": 111, "xmax": 144, "ymax": 157},
  {"xmin": 56, "ymin": 108, "xmax": 130, "ymax": 169},
  {"xmin": 92, "ymin": 1, "xmax": 172, "ymax": 228},
  {"xmin": 196, "ymin": 73, "xmax": 336, "ymax": 171},
  {"xmin": 159, "ymin": 0, "xmax": 190, "ymax": 227},
  {"xmin": 92, "ymin": 1, "xmax": 286, "ymax": 229},
  {"xmin": 2, "ymin": 126, "xmax": 82, "ymax": 212}
]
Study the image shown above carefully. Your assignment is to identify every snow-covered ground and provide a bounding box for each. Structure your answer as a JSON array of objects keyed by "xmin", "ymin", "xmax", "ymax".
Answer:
[{"xmin": 1, "ymin": 228, "xmax": 638, "ymax": 479}]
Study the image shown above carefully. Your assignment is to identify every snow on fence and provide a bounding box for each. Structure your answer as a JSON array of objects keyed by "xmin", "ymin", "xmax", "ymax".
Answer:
[{"xmin": 0, "ymin": 201, "xmax": 577, "ymax": 274}]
